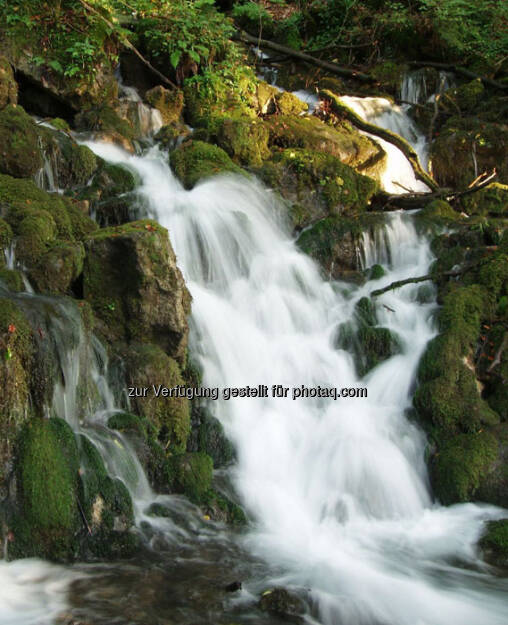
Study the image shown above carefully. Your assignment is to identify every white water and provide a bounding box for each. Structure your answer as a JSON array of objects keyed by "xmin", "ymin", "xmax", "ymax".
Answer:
[{"xmin": 82, "ymin": 136, "xmax": 508, "ymax": 624}]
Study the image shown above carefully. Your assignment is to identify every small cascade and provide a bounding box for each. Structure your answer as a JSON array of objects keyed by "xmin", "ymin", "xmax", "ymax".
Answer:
[
  {"xmin": 400, "ymin": 69, "xmax": 455, "ymax": 105},
  {"xmin": 117, "ymin": 77, "xmax": 163, "ymax": 138},
  {"xmin": 339, "ymin": 95, "xmax": 429, "ymax": 193}
]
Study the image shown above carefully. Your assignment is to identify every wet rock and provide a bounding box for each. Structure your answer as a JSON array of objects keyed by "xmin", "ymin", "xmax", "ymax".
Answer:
[
  {"xmin": 75, "ymin": 105, "xmax": 136, "ymax": 147},
  {"xmin": 480, "ymin": 519, "xmax": 508, "ymax": 568},
  {"xmin": 187, "ymin": 406, "xmax": 235, "ymax": 468},
  {"xmin": 258, "ymin": 587, "xmax": 305, "ymax": 620},
  {"xmin": 260, "ymin": 150, "xmax": 379, "ymax": 231},
  {"xmin": 170, "ymin": 140, "xmax": 244, "ymax": 189},
  {"xmin": 29, "ymin": 241, "xmax": 85, "ymax": 295},
  {"xmin": 256, "ymin": 81, "xmax": 278, "ymax": 115},
  {"xmin": 225, "ymin": 581, "xmax": 242, "ymax": 592},
  {"xmin": 0, "ymin": 57, "xmax": 18, "ymax": 110},
  {"xmin": 83, "ymin": 220, "xmax": 191, "ymax": 362},
  {"xmin": 0, "ymin": 105, "xmax": 43, "ymax": 178},
  {"xmin": 275, "ymin": 91, "xmax": 308, "ymax": 116},
  {"xmin": 145, "ymin": 86, "xmax": 184, "ymax": 125},
  {"xmin": 167, "ymin": 451, "xmax": 213, "ymax": 504},
  {"xmin": 124, "ymin": 343, "xmax": 190, "ymax": 454}
]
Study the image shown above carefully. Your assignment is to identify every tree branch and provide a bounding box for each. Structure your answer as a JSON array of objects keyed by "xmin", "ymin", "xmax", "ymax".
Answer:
[{"xmin": 408, "ymin": 61, "xmax": 508, "ymax": 92}]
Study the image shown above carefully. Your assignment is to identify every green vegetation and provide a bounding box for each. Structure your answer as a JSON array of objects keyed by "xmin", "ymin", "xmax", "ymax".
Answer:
[{"xmin": 170, "ymin": 140, "xmax": 244, "ymax": 188}]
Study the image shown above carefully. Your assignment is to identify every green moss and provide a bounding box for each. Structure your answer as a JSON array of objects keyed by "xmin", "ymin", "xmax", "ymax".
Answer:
[
  {"xmin": 169, "ymin": 140, "xmax": 244, "ymax": 189},
  {"xmin": 416, "ymin": 200, "xmax": 460, "ymax": 227},
  {"xmin": 75, "ymin": 105, "xmax": 135, "ymax": 140},
  {"xmin": 0, "ymin": 218, "xmax": 12, "ymax": 248},
  {"xmin": 108, "ymin": 412, "xmax": 148, "ymax": 440},
  {"xmin": 195, "ymin": 408, "xmax": 234, "ymax": 468},
  {"xmin": 50, "ymin": 118, "xmax": 71, "ymax": 131},
  {"xmin": 11, "ymin": 418, "xmax": 80, "ymax": 560},
  {"xmin": 0, "ymin": 105, "xmax": 43, "ymax": 178},
  {"xmin": 480, "ymin": 520, "xmax": 508, "ymax": 567},
  {"xmin": 462, "ymin": 183, "xmax": 508, "ymax": 216},
  {"xmin": 145, "ymin": 86, "xmax": 184, "ymax": 125},
  {"xmin": 356, "ymin": 326, "xmax": 401, "ymax": 376},
  {"xmin": 370, "ymin": 61, "xmax": 406, "ymax": 92},
  {"xmin": 275, "ymin": 91, "xmax": 308, "ymax": 116},
  {"xmin": 216, "ymin": 118, "xmax": 270, "ymax": 167},
  {"xmin": 167, "ymin": 452, "xmax": 213, "ymax": 504},
  {"xmin": 355, "ymin": 296, "xmax": 377, "ymax": 326},
  {"xmin": 439, "ymin": 284, "xmax": 490, "ymax": 350},
  {"xmin": 368, "ymin": 264, "xmax": 385, "ymax": 280},
  {"xmin": 431, "ymin": 431, "xmax": 498, "ymax": 504},
  {"xmin": 15, "ymin": 211, "xmax": 57, "ymax": 266},
  {"xmin": 441, "ymin": 79, "xmax": 484, "ymax": 114},
  {"xmin": 126, "ymin": 344, "xmax": 190, "ymax": 454},
  {"xmin": 0, "ymin": 268, "xmax": 23, "ymax": 291},
  {"xmin": 0, "ymin": 56, "xmax": 18, "ymax": 110},
  {"xmin": 29, "ymin": 241, "xmax": 85, "ymax": 295}
]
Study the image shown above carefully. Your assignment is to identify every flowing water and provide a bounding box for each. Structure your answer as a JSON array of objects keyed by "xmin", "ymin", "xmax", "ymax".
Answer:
[{"xmin": 1, "ymin": 84, "xmax": 507, "ymax": 624}]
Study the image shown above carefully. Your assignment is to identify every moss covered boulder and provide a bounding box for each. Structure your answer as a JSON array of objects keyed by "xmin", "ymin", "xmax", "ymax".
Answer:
[
  {"xmin": 0, "ymin": 57, "xmax": 18, "ymax": 110},
  {"xmin": 145, "ymin": 86, "xmax": 184, "ymax": 125},
  {"xmin": 170, "ymin": 140, "xmax": 244, "ymax": 189},
  {"xmin": 0, "ymin": 297, "xmax": 33, "ymax": 496},
  {"xmin": 261, "ymin": 149, "xmax": 378, "ymax": 231},
  {"xmin": 9, "ymin": 418, "xmax": 80, "ymax": 561},
  {"xmin": 0, "ymin": 217, "xmax": 13, "ymax": 250},
  {"xmin": 167, "ymin": 451, "xmax": 213, "ymax": 504},
  {"xmin": 431, "ymin": 118, "xmax": 508, "ymax": 189},
  {"xmin": 296, "ymin": 213, "xmax": 384, "ymax": 278},
  {"xmin": 461, "ymin": 183, "xmax": 508, "ymax": 216},
  {"xmin": 440, "ymin": 79, "xmax": 485, "ymax": 114},
  {"xmin": 75, "ymin": 105, "xmax": 136, "ymax": 151},
  {"xmin": 125, "ymin": 343, "xmax": 190, "ymax": 454},
  {"xmin": 480, "ymin": 520, "xmax": 508, "ymax": 568},
  {"xmin": 29, "ymin": 241, "xmax": 85, "ymax": 295},
  {"xmin": 83, "ymin": 220, "xmax": 190, "ymax": 360},
  {"xmin": 0, "ymin": 105, "xmax": 43, "ymax": 178},
  {"xmin": 216, "ymin": 118, "xmax": 270, "ymax": 167},
  {"xmin": 266, "ymin": 115, "xmax": 385, "ymax": 174},
  {"xmin": 275, "ymin": 91, "xmax": 308, "ymax": 116}
]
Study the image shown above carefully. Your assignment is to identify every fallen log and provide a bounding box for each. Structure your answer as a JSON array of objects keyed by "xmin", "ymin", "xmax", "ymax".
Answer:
[
  {"xmin": 371, "ymin": 268, "xmax": 465, "ymax": 297},
  {"xmin": 408, "ymin": 61, "xmax": 508, "ymax": 92},
  {"xmin": 321, "ymin": 89, "xmax": 439, "ymax": 191},
  {"xmin": 233, "ymin": 30, "xmax": 376, "ymax": 83}
]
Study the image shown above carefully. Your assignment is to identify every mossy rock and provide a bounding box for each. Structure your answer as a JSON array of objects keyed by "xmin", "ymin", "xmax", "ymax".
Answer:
[
  {"xmin": 216, "ymin": 118, "xmax": 270, "ymax": 167},
  {"xmin": 262, "ymin": 149, "xmax": 378, "ymax": 230},
  {"xmin": 275, "ymin": 91, "xmax": 308, "ymax": 116},
  {"xmin": 201, "ymin": 490, "xmax": 246, "ymax": 525},
  {"xmin": 29, "ymin": 241, "xmax": 85, "ymax": 295},
  {"xmin": 256, "ymin": 81, "xmax": 278, "ymax": 115},
  {"xmin": 430, "ymin": 431, "xmax": 498, "ymax": 505},
  {"xmin": 461, "ymin": 183, "xmax": 508, "ymax": 217},
  {"xmin": 10, "ymin": 418, "xmax": 80, "ymax": 561},
  {"xmin": 0, "ymin": 57, "xmax": 18, "ymax": 110},
  {"xmin": 15, "ymin": 211, "xmax": 57, "ymax": 266},
  {"xmin": 480, "ymin": 520, "xmax": 508, "ymax": 568},
  {"xmin": 440, "ymin": 79, "xmax": 484, "ymax": 114},
  {"xmin": 0, "ymin": 268, "xmax": 23, "ymax": 292},
  {"xmin": 53, "ymin": 137, "xmax": 98, "ymax": 189},
  {"xmin": 145, "ymin": 86, "xmax": 184, "ymax": 125},
  {"xmin": 0, "ymin": 105, "xmax": 43, "ymax": 178},
  {"xmin": 355, "ymin": 296, "xmax": 377, "ymax": 326},
  {"xmin": 265, "ymin": 115, "xmax": 385, "ymax": 173},
  {"xmin": 415, "ymin": 199, "xmax": 460, "ymax": 228},
  {"xmin": 188, "ymin": 406, "xmax": 234, "ymax": 469},
  {"xmin": 183, "ymin": 67, "xmax": 258, "ymax": 130},
  {"xmin": 370, "ymin": 61, "xmax": 407, "ymax": 93},
  {"xmin": 84, "ymin": 220, "xmax": 190, "ymax": 360},
  {"xmin": 430, "ymin": 118, "xmax": 508, "ymax": 189},
  {"xmin": 367, "ymin": 264, "xmax": 385, "ymax": 280},
  {"xmin": 0, "ymin": 217, "xmax": 13, "ymax": 248},
  {"xmin": 125, "ymin": 343, "xmax": 190, "ymax": 454},
  {"xmin": 77, "ymin": 434, "xmax": 136, "ymax": 559},
  {"xmin": 50, "ymin": 118, "xmax": 71, "ymax": 131},
  {"xmin": 0, "ymin": 297, "xmax": 33, "ymax": 493},
  {"xmin": 356, "ymin": 326, "xmax": 401, "ymax": 376},
  {"xmin": 167, "ymin": 451, "xmax": 213, "ymax": 504},
  {"xmin": 296, "ymin": 213, "xmax": 383, "ymax": 277},
  {"xmin": 169, "ymin": 140, "xmax": 244, "ymax": 189},
  {"xmin": 75, "ymin": 105, "xmax": 135, "ymax": 141}
]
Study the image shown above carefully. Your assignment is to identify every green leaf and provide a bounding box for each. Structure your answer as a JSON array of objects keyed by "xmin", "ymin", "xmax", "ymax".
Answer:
[
  {"xmin": 48, "ymin": 59, "xmax": 64, "ymax": 73},
  {"xmin": 170, "ymin": 50, "xmax": 181, "ymax": 68},
  {"xmin": 189, "ymin": 49, "xmax": 201, "ymax": 63}
]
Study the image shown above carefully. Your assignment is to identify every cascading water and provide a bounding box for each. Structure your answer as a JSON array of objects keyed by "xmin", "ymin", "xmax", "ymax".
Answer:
[{"xmin": 82, "ymin": 122, "xmax": 508, "ymax": 623}]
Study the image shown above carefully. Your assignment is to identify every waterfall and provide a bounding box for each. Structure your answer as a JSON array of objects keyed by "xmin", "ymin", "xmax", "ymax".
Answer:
[{"xmin": 82, "ymin": 135, "xmax": 508, "ymax": 624}]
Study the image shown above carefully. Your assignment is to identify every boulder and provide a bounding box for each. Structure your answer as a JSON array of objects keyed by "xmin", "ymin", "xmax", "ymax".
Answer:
[
  {"xmin": 83, "ymin": 220, "xmax": 191, "ymax": 362},
  {"xmin": 216, "ymin": 118, "xmax": 270, "ymax": 167},
  {"xmin": 0, "ymin": 57, "xmax": 18, "ymax": 110},
  {"xmin": 0, "ymin": 105, "xmax": 43, "ymax": 178},
  {"xmin": 145, "ymin": 86, "xmax": 184, "ymax": 125},
  {"xmin": 259, "ymin": 587, "xmax": 305, "ymax": 620},
  {"xmin": 480, "ymin": 520, "xmax": 508, "ymax": 568}
]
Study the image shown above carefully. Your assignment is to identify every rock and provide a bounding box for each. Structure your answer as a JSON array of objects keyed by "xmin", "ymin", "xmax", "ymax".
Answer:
[
  {"xmin": 461, "ymin": 183, "xmax": 508, "ymax": 216},
  {"xmin": 75, "ymin": 105, "xmax": 136, "ymax": 145},
  {"xmin": 0, "ymin": 268, "xmax": 24, "ymax": 292},
  {"xmin": 414, "ymin": 199, "xmax": 460, "ymax": 229},
  {"xmin": 187, "ymin": 406, "xmax": 235, "ymax": 468},
  {"xmin": 0, "ymin": 57, "xmax": 18, "ymax": 110},
  {"xmin": 124, "ymin": 343, "xmax": 190, "ymax": 454},
  {"xmin": 154, "ymin": 123, "xmax": 190, "ymax": 150},
  {"xmin": 368, "ymin": 264, "xmax": 385, "ymax": 280},
  {"xmin": 169, "ymin": 140, "xmax": 244, "ymax": 189},
  {"xmin": 225, "ymin": 581, "xmax": 242, "ymax": 592},
  {"xmin": 266, "ymin": 115, "xmax": 385, "ymax": 174},
  {"xmin": 259, "ymin": 587, "xmax": 305, "ymax": 620},
  {"xmin": 296, "ymin": 214, "xmax": 383, "ymax": 277},
  {"xmin": 480, "ymin": 519, "xmax": 508, "ymax": 568},
  {"xmin": 216, "ymin": 118, "xmax": 270, "ymax": 167},
  {"xmin": 0, "ymin": 297, "xmax": 33, "ymax": 498},
  {"xmin": 440, "ymin": 79, "xmax": 484, "ymax": 114},
  {"xmin": 261, "ymin": 149, "xmax": 379, "ymax": 231},
  {"xmin": 83, "ymin": 220, "xmax": 191, "ymax": 361},
  {"xmin": 275, "ymin": 91, "xmax": 308, "ymax": 116},
  {"xmin": 145, "ymin": 86, "xmax": 184, "ymax": 125},
  {"xmin": 0, "ymin": 105, "xmax": 43, "ymax": 178},
  {"xmin": 167, "ymin": 451, "xmax": 213, "ymax": 504},
  {"xmin": 431, "ymin": 118, "xmax": 508, "ymax": 188},
  {"xmin": 29, "ymin": 241, "xmax": 85, "ymax": 295},
  {"xmin": 256, "ymin": 81, "xmax": 278, "ymax": 115}
]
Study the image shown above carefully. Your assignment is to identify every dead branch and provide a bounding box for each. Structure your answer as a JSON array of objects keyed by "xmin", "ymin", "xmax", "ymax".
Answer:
[
  {"xmin": 408, "ymin": 61, "xmax": 508, "ymax": 92},
  {"xmin": 233, "ymin": 30, "xmax": 377, "ymax": 83}
]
